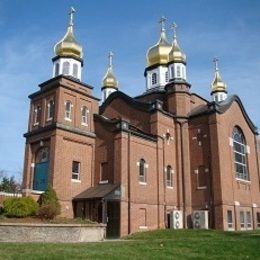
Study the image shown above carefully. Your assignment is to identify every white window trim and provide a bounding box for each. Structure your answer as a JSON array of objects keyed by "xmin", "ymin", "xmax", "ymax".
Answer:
[
  {"xmin": 99, "ymin": 180, "xmax": 108, "ymax": 184},
  {"xmin": 71, "ymin": 179, "xmax": 81, "ymax": 183},
  {"xmin": 139, "ymin": 181, "xmax": 147, "ymax": 185}
]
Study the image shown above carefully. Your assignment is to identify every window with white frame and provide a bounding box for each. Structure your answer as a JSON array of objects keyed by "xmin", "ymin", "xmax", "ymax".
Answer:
[
  {"xmin": 227, "ymin": 210, "xmax": 233, "ymax": 229},
  {"xmin": 240, "ymin": 211, "xmax": 245, "ymax": 229},
  {"xmin": 65, "ymin": 101, "xmax": 72, "ymax": 120},
  {"xmin": 47, "ymin": 100, "xmax": 54, "ymax": 121},
  {"xmin": 81, "ymin": 106, "xmax": 89, "ymax": 125},
  {"xmin": 34, "ymin": 105, "xmax": 41, "ymax": 125},
  {"xmin": 233, "ymin": 127, "xmax": 248, "ymax": 180},
  {"xmin": 166, "ymin": 165, "xmax": 173, "ymax": 187},
  {"xmin": 139, "ymin": 158, "xmax": 147, "ymax": 183},
  {"xmin": 72, "ymin": 161, "xmax": 80, "ymax": 180},
  {"xmin": 151, "ymin": 73, "xmax": 157, "ymax": 85},
  {"xmin": 246, "ymin": 211, "xmax": 252, "ymax": 229},
  {"xmin": 62, "ymin": 61, "xmax": 70, "ymax": 75},
  {"xmin": 73, "ymin": 64, "xmax": 78, "ymax": 78}
]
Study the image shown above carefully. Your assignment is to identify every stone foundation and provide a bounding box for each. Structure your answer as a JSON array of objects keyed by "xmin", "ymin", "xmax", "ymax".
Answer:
[{"xmin": 0, "ymin": 223, "xmax": 106, "ymax": 242}]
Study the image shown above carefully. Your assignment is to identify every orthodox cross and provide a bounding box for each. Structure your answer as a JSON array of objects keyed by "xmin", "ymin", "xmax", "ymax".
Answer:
[
  {"xmin": 69, "ymin": 7, "xmax": 76, "ymax": 26},
  {"xmin": 171, "ymin": 22, "xmax": 177, "ymax": 38},
  {"xmin": 159, "ymin": 16, "xmax": 167, "ymax": 31},
  {"xmin": 213, "ymin": 57, "xmax": 219, "ymax": 71},
  {"xmin": 108, "ymin": 51, "xmax": 114, "ymax": 68}
]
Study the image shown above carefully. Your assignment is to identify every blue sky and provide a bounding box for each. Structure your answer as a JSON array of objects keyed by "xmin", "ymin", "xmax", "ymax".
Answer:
[{"xmin": 0, "ymin": 0, "xmax": 260, "ymax": 181}]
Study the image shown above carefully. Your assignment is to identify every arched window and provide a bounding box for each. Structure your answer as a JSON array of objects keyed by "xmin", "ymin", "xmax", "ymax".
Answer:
[
  {"xmin": 62, "ymin": 61, "xmax": 70, "ymax": 75},
  {"xmin": 73, "ymin": 64, "xmax": 78, "ymax": 78},
  {"xmin": 233, "ymin": 127, "xmax": 248, "ymax": 180},
  {"xmin": 55, "ymin": 63, "xmax": 60, "ymax": 76},
  {"xmin": 151, "ymin": 73, "xmax": 157, "ymax": 85},
  {"xmin": 139, "ymin": 158, "xmax": 146, "ymax": 183},
  {"xmin": 47, "ymin": 100, "xmax": 54, "ymax": 121},
  {"xmin": 171, "ymin": 66, "xmax": 174, "ymax": 79},
  {"xmin": 65, "ymin": 100, "xmax": 72, "ymax": 120},
  {"xmin": 81, "ymin": 106, "xmax": 89, "ymax": 125},
  {"xmin": 34, "ymin": 105, "xmax": 41, "ymax": 125},
  {"xmin": 176, "ymin": 65, "xmax": 181, "ymax": 77},
  {"xmin": 166, "ymin": 165, "xmax": 173, "ymax": 187}
]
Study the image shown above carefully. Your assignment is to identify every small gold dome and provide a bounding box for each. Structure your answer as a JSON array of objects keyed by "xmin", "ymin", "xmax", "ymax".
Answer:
[
  {"xmin": 168, "ymin": 23, "xmax": 186, "ymax": 63},
  {"xmin": 146, "ymin": 17, "xmax": 171, "ymax": 67},
  {"xmin": 54, "ymin": 7, "xmax": 83, "ymax": 60},
  {"xmin": 211, "ymin": 58, "xmax": 227, "ymax": 93},
  {"xmin": 211, "ymin": 70, "xmax": 227, "ymax": 93},
  {"xmin": 102, "ymin": 52, "xmax": 118, "ymax": 89}
]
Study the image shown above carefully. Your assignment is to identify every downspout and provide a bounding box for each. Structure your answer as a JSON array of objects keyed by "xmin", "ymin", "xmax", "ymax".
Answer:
[
  {"xmin": 177, "ymin": 120, "xmax": 187, "ymax": 228},
  {"xmin": 157, "ymin": 135, "xmax": 166, "ymax": 228},
  {"xmin": 127, "ymin": 131, "xmax": 131, "ymax": 234}
]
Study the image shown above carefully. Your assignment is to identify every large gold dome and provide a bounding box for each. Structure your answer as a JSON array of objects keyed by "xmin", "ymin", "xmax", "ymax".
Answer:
[
  {"xmin": 146, "ymin": 30, "xmax": 171, "ymax": 67},
  {"xmin": 54, "ymin": 8, "xmax": 83, "ymax": 60}
]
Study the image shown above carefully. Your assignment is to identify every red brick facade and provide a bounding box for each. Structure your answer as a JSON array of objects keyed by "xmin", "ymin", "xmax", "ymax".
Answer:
[{"xmin": 22, "ymin": 73, "xmax": 260, "ymax": 237}]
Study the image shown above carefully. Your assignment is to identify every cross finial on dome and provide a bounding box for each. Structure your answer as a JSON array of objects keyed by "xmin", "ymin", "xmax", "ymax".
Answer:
[
  {"xmin": 108, "ymin": 51, "xmax": 114, "ymax": 68},
  {"xmin": 171, "ymin": 22, "xmax": 177, "ymax": 38},
  {"xmin": 213, "ymin": 57, "xmax": 219, "ymax": 71},
  {"xmin": 159, "ymin": 16, "xmax": 167, "ymax": 32},
  {"xmin": 69, "ymin": 7, "xmax": 76, "ymax": 26}
]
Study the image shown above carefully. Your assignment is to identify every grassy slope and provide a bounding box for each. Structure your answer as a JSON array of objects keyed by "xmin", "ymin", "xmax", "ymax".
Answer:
[{"xmin": 0, "ymin": 229, "xmax": 259, "ymax": 259}]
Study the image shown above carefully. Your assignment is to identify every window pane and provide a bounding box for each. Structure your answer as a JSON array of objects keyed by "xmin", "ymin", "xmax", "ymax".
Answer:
[
  {"xmin": 139, "ymin": 159, "xmax": 146, "ymax": 182},
  {"xmin": 63, "ymin": 62, "xmax": 70, "ymax": 75},
  {"xmin": 73, "ymin": 64, "xmax": 78, "ymax": 78}
]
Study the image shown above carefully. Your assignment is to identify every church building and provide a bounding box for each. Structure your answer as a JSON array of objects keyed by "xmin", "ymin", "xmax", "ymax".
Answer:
[{"xmin": 22, "ymin": 8, "xmax": 260, "ymax": 238}]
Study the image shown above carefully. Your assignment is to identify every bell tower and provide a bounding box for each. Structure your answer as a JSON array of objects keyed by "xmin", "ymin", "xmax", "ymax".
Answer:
[{"xmin": 22, "ymin": 7, "xmax": 99, "ymax": 218}]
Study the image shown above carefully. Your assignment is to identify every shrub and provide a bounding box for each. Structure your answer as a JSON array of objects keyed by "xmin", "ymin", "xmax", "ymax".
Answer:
[
  {"xmin": 3, "ymin": 196, "xmax": 39, "ymax": 217},
  {"xmin": 37, "ymin": 185, "xmax": 60, "ymax": 219}
]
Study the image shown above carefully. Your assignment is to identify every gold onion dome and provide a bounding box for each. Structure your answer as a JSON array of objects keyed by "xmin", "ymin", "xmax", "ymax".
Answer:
[
  {"xmin": 54, "ymin": 7, "xmax": 83, "ymax": 60},
  {"xmin": 146, "ymin": 17, "xmax": 171, "ymax": 67},
  {"xmin": 211, "ymin": 58, "xmax": 227, "ymax": 93},
  {"xmin": 102, "ymin": 51, "xmax": 118, "ymax": 89},
  {"xmin": 168, "ymin": 23, "xmax": 186, "ymax": 63}
]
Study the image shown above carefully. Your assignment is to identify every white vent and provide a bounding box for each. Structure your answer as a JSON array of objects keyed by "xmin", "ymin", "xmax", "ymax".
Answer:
[
  {"xmin": 192, "ymin": 210, "xmax": 209, "ymax": 229},
  {"xmin": 170, "ymin": 210, "xmax": 183, "ymax": 229}
]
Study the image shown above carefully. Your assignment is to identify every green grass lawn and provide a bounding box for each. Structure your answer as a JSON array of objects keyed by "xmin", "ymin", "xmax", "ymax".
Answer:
[{"xmin": 0, "ymin": 229, "xmax": 259, "ymax": 259}]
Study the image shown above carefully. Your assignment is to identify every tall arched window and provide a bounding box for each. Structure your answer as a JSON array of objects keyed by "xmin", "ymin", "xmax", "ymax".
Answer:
[
  {"xmin": 47, "ymin": 100, "xmax": 54, "ymax": 120},
  {"xmin": 73, "ymin": 64, "xmax": 78, "ymax": 78},
  {"xmin": 65, "ymin": 100, "xmax": 72, "ymax": 120},
  {"xmin": 139, "ymin": 158, "xmax": 146, "ymax": 183},
  {"xmin": 81, "ymin": 106, "xmax": 89, "ymax": 125},
  {"xmin": 166, "ymin": 165, "xmax": 173, "ymax": 187},
  {"xmin": 62, "ymin": 61, "xmax": 70, "ymax": 75},
  {"xmin": 34, "ymin": 105, "xmax": 41, "ymax": 125},
  {"xmin": 55, "ymin": 63, "xmax": 60, "ymax": 76},
  {"xmin": 233, "ymin": 127, "xmax": 248, "ymax": 180},
  {"xmin": 151, "ymin": 73, "xmax": 157, "ymax": 85}
]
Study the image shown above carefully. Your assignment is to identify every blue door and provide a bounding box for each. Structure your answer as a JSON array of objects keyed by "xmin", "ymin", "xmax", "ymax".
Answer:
[{"xmin": 33, "ymin": 162, "xmax": 49, "ymax": 191}]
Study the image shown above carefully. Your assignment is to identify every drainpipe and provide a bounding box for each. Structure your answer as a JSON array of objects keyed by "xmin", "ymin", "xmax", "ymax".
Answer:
[
  {"xmin": 127, "ymin": 131, "xmax": 131, "ymax": 235},
  {"xmin": 177, "ymin": 120, "xmax": 187, "ymax": 228}
]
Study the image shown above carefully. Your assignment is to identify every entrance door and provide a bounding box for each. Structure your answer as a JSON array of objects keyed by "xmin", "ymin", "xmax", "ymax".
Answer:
[
  {"xmin": 106, "ymin": 201, "xmax": 120, "ymax": 238},
  {"xmin": 33, "ymin": 162, "xmax": 49, "ymax": 191}
]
